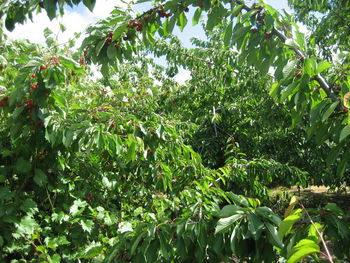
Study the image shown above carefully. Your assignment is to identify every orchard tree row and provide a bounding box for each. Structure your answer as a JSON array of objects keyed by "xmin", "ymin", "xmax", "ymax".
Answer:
[{"xmin": 0, "ymin": 0, "xmax": 349, "ymax": 262}]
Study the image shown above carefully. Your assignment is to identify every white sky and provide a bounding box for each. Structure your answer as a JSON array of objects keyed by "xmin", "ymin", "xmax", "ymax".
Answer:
[{"xmin": 3, "ymin": 0, "xmax": 293, "ymax": 84}]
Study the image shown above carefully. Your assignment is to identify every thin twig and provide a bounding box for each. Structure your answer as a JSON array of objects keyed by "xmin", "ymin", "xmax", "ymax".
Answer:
[{"xmin": 300, "ymin": 203, "xmax": 334, "ymax": 263}]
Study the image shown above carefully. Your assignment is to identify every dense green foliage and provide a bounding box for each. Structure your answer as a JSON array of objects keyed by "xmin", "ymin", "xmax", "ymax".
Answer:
[{"xmin": 0, "ymin": 0, "xmax": 350, "ymax": 262}]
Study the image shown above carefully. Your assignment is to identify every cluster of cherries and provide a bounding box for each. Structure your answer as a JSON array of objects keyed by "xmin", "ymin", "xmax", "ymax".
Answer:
[
  {"xmin": 0, "ymin": 96, "xmax": 9, "ymax": 107},
  {"xmin": 128, "ymin": 21, "xmax": 143, "ymax": 31},
  {"xmin": 157, "ymin": 10, "xmax": 172, "ymax": 18},
  {"xmin": 250, "ymin": 4, "xmax": 271, "ymax": 37}
]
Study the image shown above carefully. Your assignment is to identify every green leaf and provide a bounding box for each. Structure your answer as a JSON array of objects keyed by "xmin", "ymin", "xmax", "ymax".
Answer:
[
  {"xmin": 265, "ymin": 222, "xmax": 283, "ymax": 248},
  {"xmin": 16, "ymin": 216, "xmax": 40, "ymax": 236},
  {"xmin": 59, "ymin": 56, "xmax": 84, "ymax": 74},
  {"xmin": 177, "ymin": 12, "xmax": 187, "ymax": 32},
  {"xmin": 95, "ymin": 39, "xmax": 106, "ymax": 56},
  {"xmin": 255, "ymin": 207, "xmax": 281, "ymax": 225},
  {"xmin": 339, "ymin": 125, "xmax": 350, "ymax": 142},
  {"xmin": 34, "ymin": 169, "xmax": 48, "ymax": 187},
  {"xmin": 81, "ymin": 219, "xmax": 94, "ymax": 233},
  {"xmin": 282, "ymin": 60, "xmax": 297, "ymax": 78},
  {"xmin": 126, "ymin": 139, "xmax": 136, "ymax": 162},
  {"xmin": 107, "ymin": 44, "xmax": 117, "ymax": 59},
  {"xmin": 223, "ymin": 21, "xmax": 233, "ymax": 47},
  {"xmin": 326, "ymin": 145, "xmax": 342, "ymax": 166},
  {"xmin": 43, "ymin": 0, "xmax": 57, "ymax": 20},
  {"xmin": 52, "ymin": 93, "xmax": 67, "ymax": 108},
  {"xmin": 131, "ymin": 232, "xmax": 145, "ymax": 256},
  {"xmin": 20, "ymin": 199, "xmax": 38, "ymax": 215},
  {"xmin": 215, "ymin": 214, "xmax": 243, "ymax": 234},
  {"xmin": 317, "ymin": 61, "xmax": 330, "ymax": 73},
  {"xmin": 82, "ymin": 0, "xmax": 96, "ymax": 12},
  {"xmin": 192, "ymin": 8, "xmax": 202, "ymax": 26},
  {"xmin": 12, "ymin": 105, "xmax": 25, "ymax": 119},
  {"xmin": 287, "ymin": 239, "xmax": 320, "ymax": 263},
  {"xmin": 247, "ymin": 213, "xmax": 264, "ymax": 240},
  {"xmin": 278, "ymin": 214, "xmax": 302, "ymax": 239},
  {"xmin": 324, "ymin": 203, "xmax": 344, "ymax": 215},
  {"xmin": 15, "ymin": 157, "xmax": 31, "ymax": 173},
  {"xmin": 280, "ymin": 82, "xmax": 299, "ymax": 101},
  {"xmin": 322, "ymin": 101, "xmax": 339, "ymax": 122},
  {"xmin": 83, "ymin": 242, "xmax": 103, "ymax": 258},
  {"xmin": 70, "ymin": 199, "xmax": 87, "ymax": 216},
  {"xmin": 336, "ymin": 150, "xmax": 350, "ymax": 177},
  {"xmin": 49, "ymin": 254, "xmax": 61, "ymax": 263},
  {"xmin": 63, "ymin": 129, "xmax": 74, "ymax": 148},
  {"xmin": 219, "ymin": 205, "xmax": 245, "ymax": 218},
  {"xmin": 166, "ymin": 15, "xmax": 177, "ymax": 34},
  {"xmin": 206, "ymin": 4, "xmax": 226, "ymax": 31},
  {"xmin": 303, "ymin": 58, "xmax": 317, "ymax": 76}
]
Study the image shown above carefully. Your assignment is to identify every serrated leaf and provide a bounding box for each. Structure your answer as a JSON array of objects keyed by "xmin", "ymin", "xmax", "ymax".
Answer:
[
  {"xmin": 81, "ymin": 219, "xmax": 94, "ymax": 233},
  {"xmin": 16, "ymin": 216, "xmax": 40, "ymax": 236}
]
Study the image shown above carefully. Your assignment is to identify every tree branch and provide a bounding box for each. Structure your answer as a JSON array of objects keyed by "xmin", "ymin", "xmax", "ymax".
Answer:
[{"xmin": 234, "ymin": 0, "xmax": 338, "ymax": 102}]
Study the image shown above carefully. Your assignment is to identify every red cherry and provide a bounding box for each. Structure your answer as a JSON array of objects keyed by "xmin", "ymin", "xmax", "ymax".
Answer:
[
  {"xmin": 111, "ymin": 122, "xmax": 116, "ymax": 127},
  {"xmin": 86, "ymin": 193, "xmax": 93, "ymax": 201},
  {"xmin": 31, "ymin": 74, "xmax": 36, "ymax": 78},
  {"xmin": 251, "ymin": 28, "xmax": 258, "ymax": 33},
  {"xmin": 107, "ymin": 37, "xmax": 112, "ymax": 42},
  {"xmin": 198, "ymin": 2, "xmax": 203, "ymax": 8},
  {"xmin": 17, "ymin": 103, "xmax": 23, "ymax": 107},
  {"xmin": 344, "ymin": 109, "xmax": 349, "ymax": 113},
  {"xmin": 31, "ymin": 85, "xmax": 38, "ymax": 89},
  {"xmin": 41, "ymin": 65, "xmax": 47, "ymax": 70}
]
